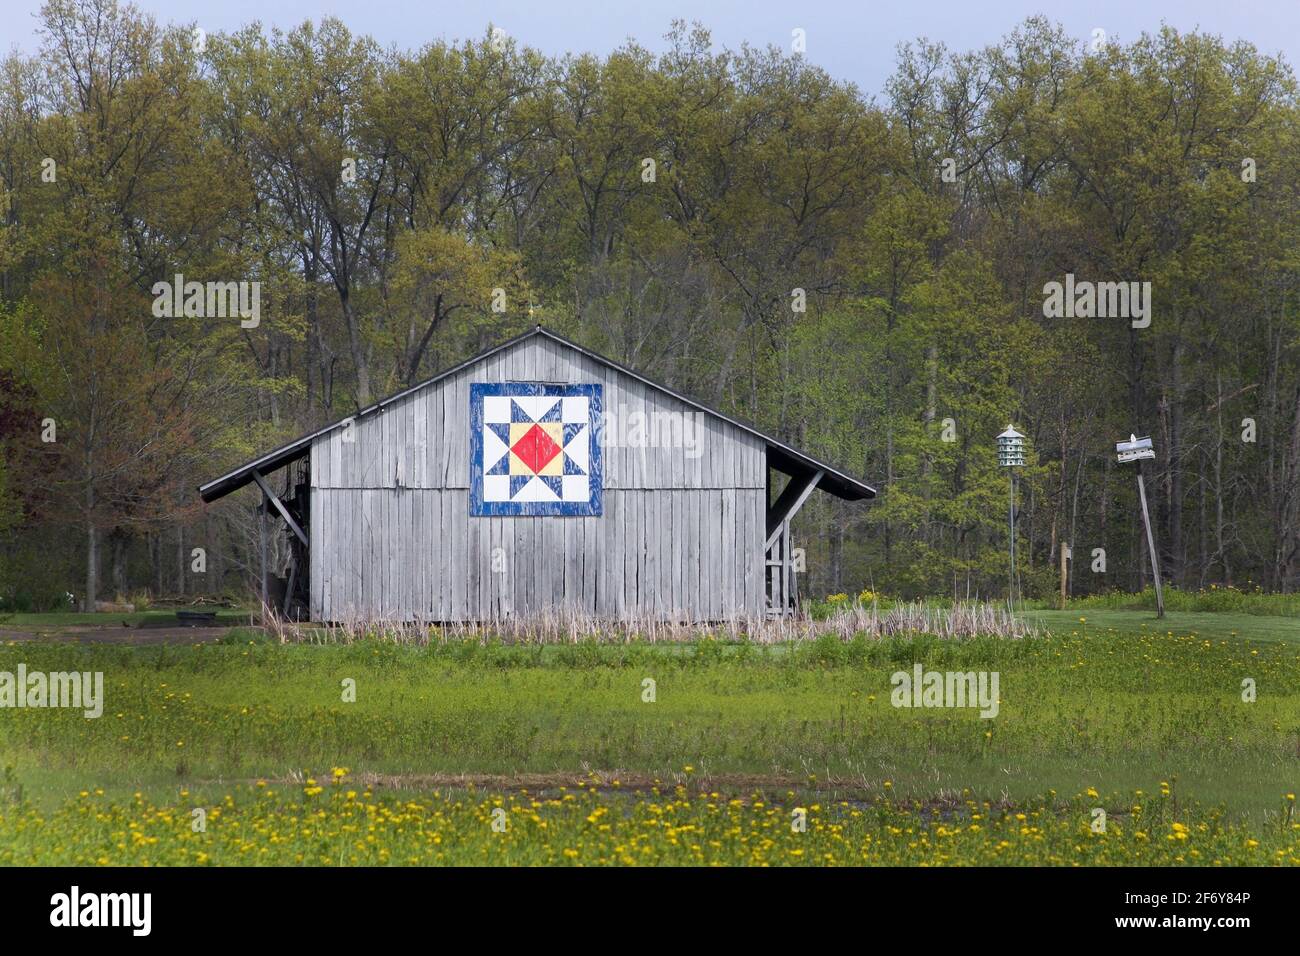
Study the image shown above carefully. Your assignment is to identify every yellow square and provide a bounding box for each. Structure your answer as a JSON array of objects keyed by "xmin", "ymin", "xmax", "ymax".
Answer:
[{"xmin": 508, "ymin": 422, "xmax": 564, "ymax": 476}]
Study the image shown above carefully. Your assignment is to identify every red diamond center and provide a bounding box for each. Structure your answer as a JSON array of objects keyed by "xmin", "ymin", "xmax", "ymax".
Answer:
[{"xmin": 512, "ymin": 424, "xmax": 562, "ymax": 474}]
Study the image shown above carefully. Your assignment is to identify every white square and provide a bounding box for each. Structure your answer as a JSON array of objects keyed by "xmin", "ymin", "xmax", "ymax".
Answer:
[
  {"xmin": 482, "ymin": 475, "xmax": 510, "ymax": 501},
  {"xmin": 561, "ymin": 475, "xmax": 589, "ymax": 501},
  {"xmin": 483, "ymin": 396, "xmax": 511, "ymax": 424},
  {"xmin": 561, "ymin": 397, "xmax": 588, "ymax": 423}
]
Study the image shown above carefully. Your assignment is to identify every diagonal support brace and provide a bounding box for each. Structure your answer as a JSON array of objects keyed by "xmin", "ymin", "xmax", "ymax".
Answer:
[
  {"xmin": 765, "ymin": 469, "xmax": 823, "ymax": 551},
  {"xmin": 252, "ymin": 469, "xmax": 308, "ymax": 547}
]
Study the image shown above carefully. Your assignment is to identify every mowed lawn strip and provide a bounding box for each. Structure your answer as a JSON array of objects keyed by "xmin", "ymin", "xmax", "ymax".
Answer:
[{"xmin": 1026, "ymin": 608, "xmax": 1300, "ymax": 643}]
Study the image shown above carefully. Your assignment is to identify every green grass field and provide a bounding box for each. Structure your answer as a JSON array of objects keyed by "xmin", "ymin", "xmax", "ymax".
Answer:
[{"xmin": 0, "ymin": 608, "xmax": 1297, "ymax": 865}]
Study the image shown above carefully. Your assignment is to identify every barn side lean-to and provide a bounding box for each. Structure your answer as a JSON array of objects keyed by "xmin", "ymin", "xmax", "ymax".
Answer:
[{"xmin": 198, "ymin": 327, "xmax": 875, "ymax": 621}]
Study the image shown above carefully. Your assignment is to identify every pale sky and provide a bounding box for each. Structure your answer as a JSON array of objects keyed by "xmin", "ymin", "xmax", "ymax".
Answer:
[{"xmin": 4, "ymin": 0, "xmax": 1297, "ymax": 98}]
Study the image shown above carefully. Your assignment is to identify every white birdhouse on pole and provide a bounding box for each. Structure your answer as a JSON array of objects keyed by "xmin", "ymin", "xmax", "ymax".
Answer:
[
  {"xmin": 1116, "ymin": 434, "xmax": 1155, "ymax": 464},
  {"xmin": 997, "ymin": 426, "xmax": 1026, "ymax": 467}
]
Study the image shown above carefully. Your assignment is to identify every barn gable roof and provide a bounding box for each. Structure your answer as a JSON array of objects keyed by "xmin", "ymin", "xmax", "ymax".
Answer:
[{"xmin": 198, "ymin": 327, "xmax": 877, "ymax": 503}]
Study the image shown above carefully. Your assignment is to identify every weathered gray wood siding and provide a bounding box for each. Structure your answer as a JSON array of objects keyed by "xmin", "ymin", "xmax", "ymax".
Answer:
[{"xmin": 309, "ymin": 335, "xmax": 766, "ymax": 621}]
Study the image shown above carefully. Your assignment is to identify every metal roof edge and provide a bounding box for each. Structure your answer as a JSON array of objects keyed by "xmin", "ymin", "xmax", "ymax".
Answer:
[
  {"xmin": 198, "ymin": 327, "xmax": 545, "ymax": 502},
  {"xmin": 198, "ymin": 325, "xmax": 877, "ymax": 503},
  {"xmin": 531, "ymin": 327, "xmax": 877, "ymax": 500}
]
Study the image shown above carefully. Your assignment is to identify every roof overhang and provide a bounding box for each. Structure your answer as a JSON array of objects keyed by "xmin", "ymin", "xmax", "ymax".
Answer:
[
  {"xmin": 767, "ymin": 446, "xmax": 872, "ymax": 501},
  {"xmin": 198, "ymin": 433, "xmax": 314, "ymax": 503}
]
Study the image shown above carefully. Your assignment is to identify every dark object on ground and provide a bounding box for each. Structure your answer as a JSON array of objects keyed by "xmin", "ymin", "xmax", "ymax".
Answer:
[{"xmin": 174, "ymin": 610, "xmax": 219, "ymax": 627}]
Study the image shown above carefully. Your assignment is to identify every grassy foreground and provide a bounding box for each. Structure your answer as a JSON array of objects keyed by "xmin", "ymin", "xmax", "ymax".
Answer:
[
  {"xmin": 2, "ymin": 780, "xmax": 1296, "ymax": 866},
  {"xmin": 1, "ymin": 614, "xmax": 1297, "ymax": 865}
]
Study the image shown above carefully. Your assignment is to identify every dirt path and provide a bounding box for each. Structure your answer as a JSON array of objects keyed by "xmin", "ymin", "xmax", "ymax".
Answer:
[
  {"xmin": 0, "ymin": 624, "xmax": 242, "ymax": 646},
  {"xmin": 202, "ymin": 771, "xmax": 1039, "ymax": 812},
  {"xmin": 237, "ymin": 769, "xmax": 886, "ymax": 799}
]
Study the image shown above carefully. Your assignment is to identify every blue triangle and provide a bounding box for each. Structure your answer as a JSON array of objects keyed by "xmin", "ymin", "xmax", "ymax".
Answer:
[
  {"xmin": 538, "ymin": 475, "xmax": 563, "ymax": 498},
  {"xmin": 538, "ymin": 401, "xmax": 562, "ymax": 422},
  {"xmin": 563, "ymin": 455, "xmax": 585, "ymax": 476},
  {"xmin": 510, "ymin": 399, "xmax": 533, "ymax": 423},
  {"xmin": 487, "ymin": 453, "xmax": 511, "ymax": 475},
  {"xmin": 509, "ymin": 474, "xmax": 533, "ymax": 497},
  {"xmin": 562, "ymin": 422, "xmax": 586, "ymax": 447},
  {"xmin": 487, "ymin": 422, "xmax": 512, "ymax": 447}
]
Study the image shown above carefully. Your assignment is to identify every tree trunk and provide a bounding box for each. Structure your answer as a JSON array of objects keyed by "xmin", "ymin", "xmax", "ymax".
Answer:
[
  {"xmin": 1281, "ymin": 386, "xmax": 1300, "ymax": 587},
  {"xmin": 1214, "ymin": 372, "xmax": 1228, "ymax": 584},
  {"xmin": 176, "ymin": 526, "xmax": 185, "ymax": 598},
  {"xmin": 208, "ymin": 514, "xmax": 220, "ymax": 599},
  {"xmin": 152, "ymin": 531, "xmax": 163, "ymax": 598},
  {"xmin": 110, "ymin": 530, "xmax": 129, "ymax": 600},
  {"xmin": 341, "ymin": 294, "xmax": 371, "ymax": 406},
  {"xmin": 1167, "ymin": 337, "xmax": 1184, "ymax": 586},
  {"xmin": 84, "ymin": 516, "xmax": 98, "ymax": 611}
]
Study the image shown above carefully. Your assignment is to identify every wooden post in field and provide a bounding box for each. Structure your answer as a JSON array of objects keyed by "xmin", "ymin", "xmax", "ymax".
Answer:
[
  {"xmin": 1135, "ymin": 466, "xmax": 1165, "ymax": 619},
  {"xmin": 1059, "ymin": 541, "xmax": 1069, "ymax": 609}
]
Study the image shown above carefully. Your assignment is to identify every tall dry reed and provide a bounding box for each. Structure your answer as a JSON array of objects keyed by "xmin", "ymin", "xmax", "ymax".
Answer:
[{"xmin": 261, "ymin": 600, "xmax": 1037, "ymax": 645}]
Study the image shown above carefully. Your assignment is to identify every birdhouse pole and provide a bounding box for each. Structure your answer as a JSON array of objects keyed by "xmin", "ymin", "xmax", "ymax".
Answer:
[
  {"xmin": 1116, "ymin": 434, "xmax": 1165, "ymax": 618},
  {"xmin": 997, "ymin": 426, "xmax": 1026, "ymax": 611}
]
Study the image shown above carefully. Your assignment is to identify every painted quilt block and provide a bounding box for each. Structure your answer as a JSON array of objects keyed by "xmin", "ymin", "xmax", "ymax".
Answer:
[{"xmin": 469, "ymin": 382, "xmax": 603, "ymax": 516}]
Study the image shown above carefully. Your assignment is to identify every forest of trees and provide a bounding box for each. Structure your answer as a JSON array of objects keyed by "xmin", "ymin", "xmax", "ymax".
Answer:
[{"xmin": 1, "ymin": 0, "xmax": 1298, "ymax": 610}]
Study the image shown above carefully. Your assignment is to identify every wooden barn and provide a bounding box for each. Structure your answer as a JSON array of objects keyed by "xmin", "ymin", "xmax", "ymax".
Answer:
[{"xmin": 198, "ymin": 327, "xmax": 875, "ymax": 621}]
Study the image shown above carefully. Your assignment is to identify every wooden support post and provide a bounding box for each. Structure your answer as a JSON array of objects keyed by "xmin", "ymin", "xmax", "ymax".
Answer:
[
  {"xmin": 1059, "ymin": 541, "xmax": 1069, "ymax": 610},
  {"xmin": 782, "ymin": 518, "xmax": 792, "ymax": 615},
  {"xmin": 283, "ymin": 561, "xmax": 297, "ymax": 618},
  {"xmin": 764, "ymin": 466, "xmax": 823, "ymax": 618},
  {"xmin": 258, "ymin": 496, "xmax": 267, "ymax": 613},
  {"xmin": 773, "ymin": 543, "xmax": 780, "ymax": 616}
]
